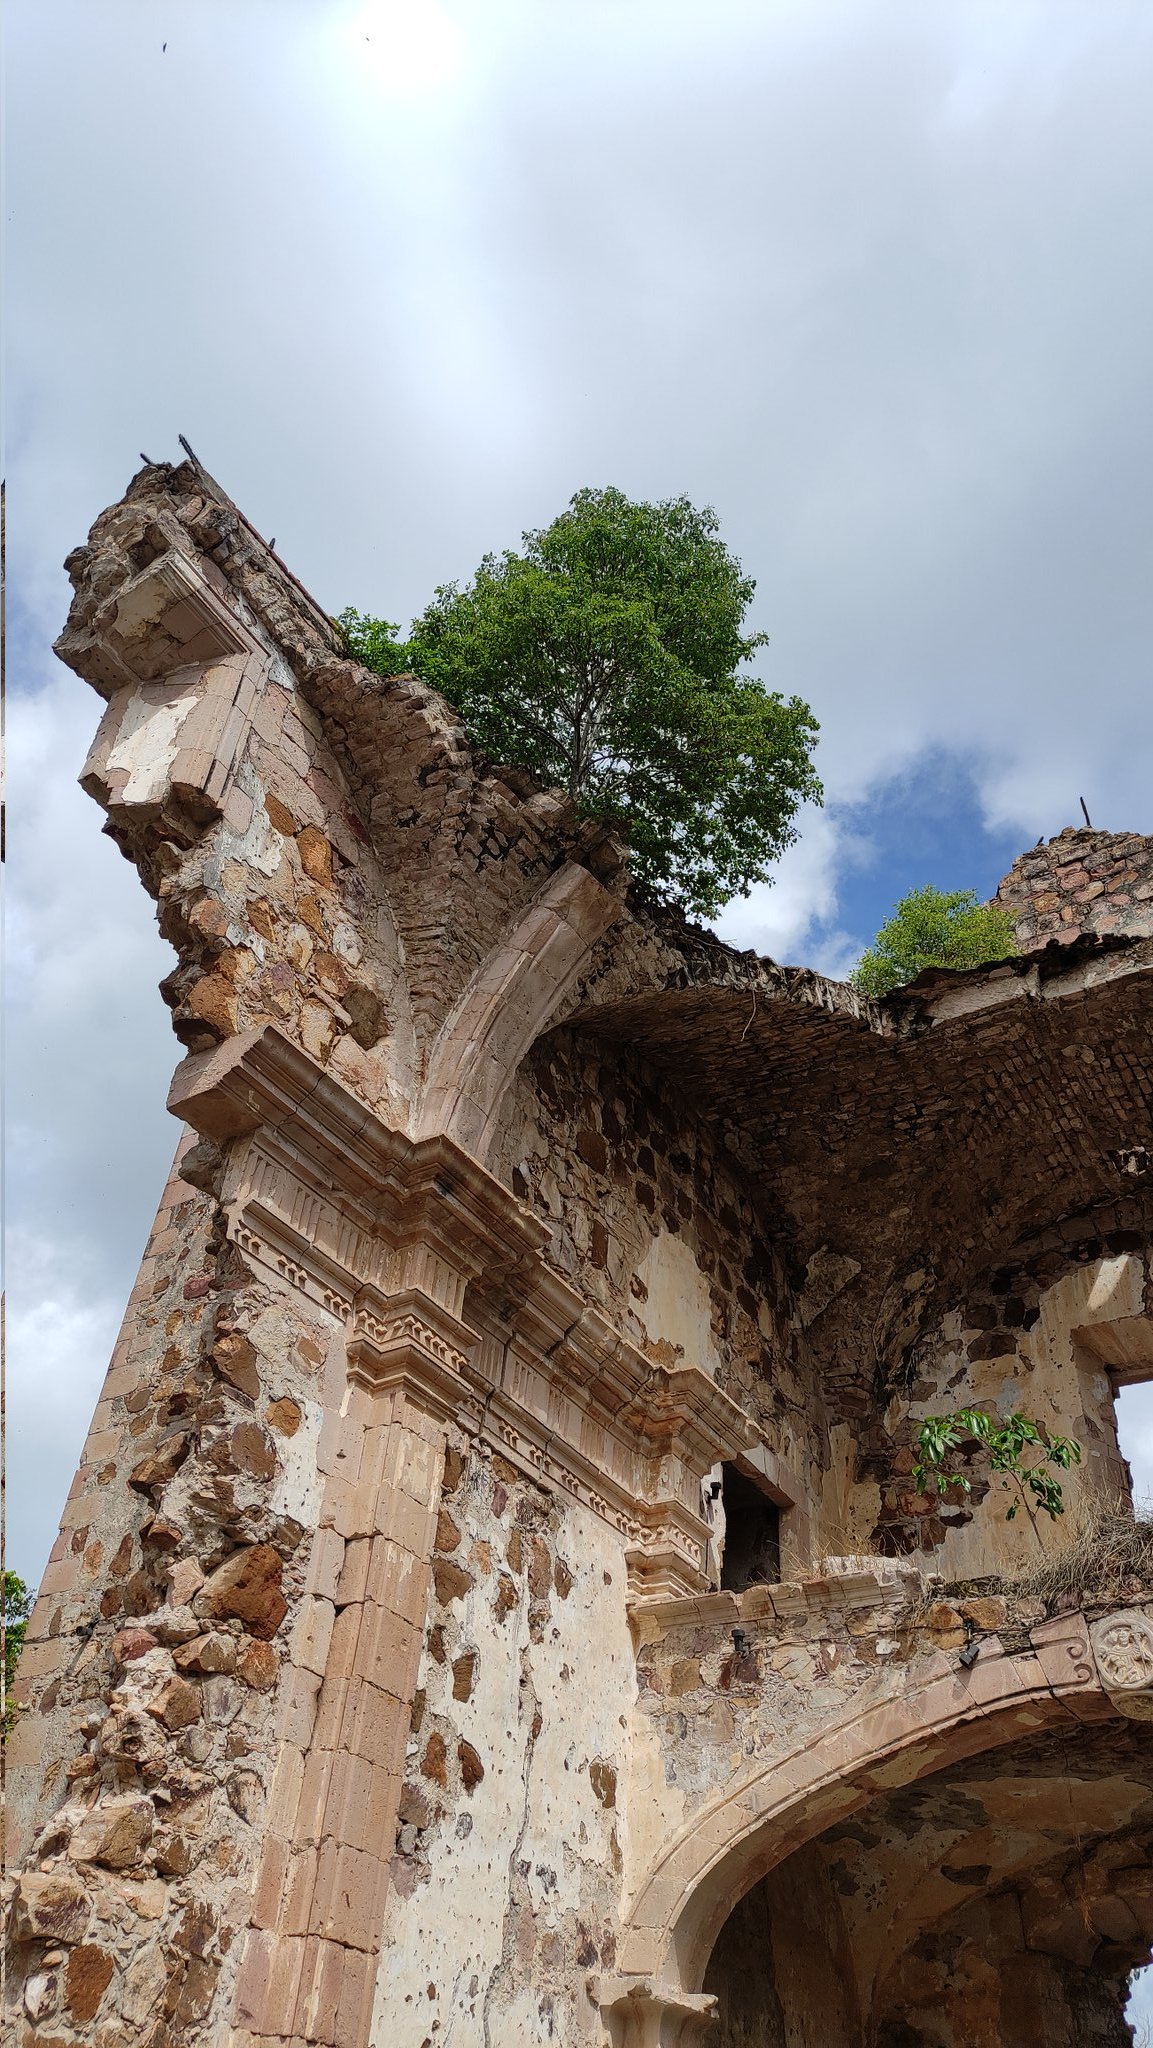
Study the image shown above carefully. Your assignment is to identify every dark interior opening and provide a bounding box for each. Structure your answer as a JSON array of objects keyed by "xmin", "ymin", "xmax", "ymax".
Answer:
[{"xmin": 720, "ymin": 1462, "xmax": 782, "ymax": 1591}]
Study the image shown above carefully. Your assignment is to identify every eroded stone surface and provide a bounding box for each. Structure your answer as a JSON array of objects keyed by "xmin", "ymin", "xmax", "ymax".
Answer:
[{"xmin": 5, "ymin": 457, "xmax": 1151, "ymax": 2048}]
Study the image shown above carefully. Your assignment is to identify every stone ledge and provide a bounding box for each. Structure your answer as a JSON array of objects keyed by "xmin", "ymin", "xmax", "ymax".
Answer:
[{"xmin": 629, "ymin": 1557, "xmax": 927, "ymax": 1642}]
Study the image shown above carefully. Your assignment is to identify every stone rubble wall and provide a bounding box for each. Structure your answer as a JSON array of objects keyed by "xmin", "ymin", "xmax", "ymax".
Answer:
[
  {"xmin": 5, "ymin": 1136, "xmax": 342, "ymax": 2046},
  {"xmin": 865, "ymin": 1229, "xmax": 1153, "ymax": 1565},
  {"xmin": 630, "ymin": 1565, "xmax": 1006, "ymax": 1829},
  {"xmin": 995, "ymin": 827, "xmax": 1153, "ymax": 952},
  {"xmin": 622, "ymin": 1580, "xmax": 1153, "ymax": 1979},
  {"xmin": 490, "ymin": 1028, "xmax": 824, "ymax": 1548}
]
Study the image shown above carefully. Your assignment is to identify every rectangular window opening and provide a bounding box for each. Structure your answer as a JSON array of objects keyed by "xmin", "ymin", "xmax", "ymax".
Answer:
[{"xmin": 719, "ymin": 1461, "xmax": 782, "ymax": 1592}]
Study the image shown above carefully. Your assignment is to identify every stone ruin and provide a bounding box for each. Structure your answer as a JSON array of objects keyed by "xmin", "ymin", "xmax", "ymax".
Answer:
[{"xmin": 4, "ymin": 452, "xmax": 1153, "ymax": 2047}]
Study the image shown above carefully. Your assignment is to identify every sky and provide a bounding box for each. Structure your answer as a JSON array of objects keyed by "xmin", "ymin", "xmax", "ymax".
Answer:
[{"xmin": 4, "ymin": 14, "xmax": 1153, "ymax": 2002}]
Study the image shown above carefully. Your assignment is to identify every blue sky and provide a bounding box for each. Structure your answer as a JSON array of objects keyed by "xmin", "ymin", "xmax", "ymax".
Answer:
[
  {"xmin": 812, "ymin": 753, "xmax": 1027, "ymax": 961},
  {"xmin": 6, "ymin": 13, "xmax": 1153, "ymax": 2009}
]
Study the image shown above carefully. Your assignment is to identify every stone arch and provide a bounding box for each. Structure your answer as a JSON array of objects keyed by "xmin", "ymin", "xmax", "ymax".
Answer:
[
  {"xmin": 414, "ymin": 860, "xmax": 621, "ymax": 1158},
  {"xmin": 615, "ymin": 1620, "xmax": 1111, "ymax": 2002}
]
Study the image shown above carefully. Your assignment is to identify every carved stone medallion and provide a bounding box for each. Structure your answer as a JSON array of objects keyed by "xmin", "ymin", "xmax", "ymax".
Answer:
[{"xmin": 1090, "ymin": 1608, "xmax": 1153, "ymax": 1720}]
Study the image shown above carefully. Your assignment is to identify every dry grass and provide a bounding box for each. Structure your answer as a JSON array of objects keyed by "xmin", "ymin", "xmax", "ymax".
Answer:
[{"xmin": 989, "ymin": 1491, "xmax": 1153, "ymax": 1610}]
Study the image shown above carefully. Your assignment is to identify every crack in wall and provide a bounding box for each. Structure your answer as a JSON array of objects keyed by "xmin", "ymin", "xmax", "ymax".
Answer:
[{"xmin": 482, "ymin": 1644, "xmax": 542, "ymax": 2048}]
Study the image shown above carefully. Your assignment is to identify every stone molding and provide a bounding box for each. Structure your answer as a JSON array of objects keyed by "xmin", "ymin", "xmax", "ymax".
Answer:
[
  {"xmin": 628, "ymin": 1558, "xmax": 927, "ymax": 1645},
  {"xmin": 75, "ymin": 545, "xmax": 274, "ymax": 843},
  {"xmin": 599, "ymin": 1981, "xmax": 719, "ymax": 2046},
  {"xmin": 169, "ymin": 1025, "xmax": 757, "ymax": 1595},
  {"xmin": 65, "ymin": 543, "xmax": 261, "ymax": 695},
  {"xmin": 415, "ymin": 858, "xmax": 624, "ymax": 1160}
]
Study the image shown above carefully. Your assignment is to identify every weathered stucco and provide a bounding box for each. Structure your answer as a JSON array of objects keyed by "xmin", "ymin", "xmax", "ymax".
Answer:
[{"xmin": 4, "ymin": 455, "xmax": 1152, "ymax": 2048}]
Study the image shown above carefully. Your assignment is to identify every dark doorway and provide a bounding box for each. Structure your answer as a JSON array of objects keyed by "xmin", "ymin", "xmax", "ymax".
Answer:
[{"xmin": 720, "ymin": 1463, "xmax": 781, "ymax": 1591}]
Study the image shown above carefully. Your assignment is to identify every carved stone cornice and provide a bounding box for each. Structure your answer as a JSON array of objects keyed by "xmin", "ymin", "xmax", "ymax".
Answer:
[
  {"xmin": 169, "ymin": 1025, "xmax": 758, "ymax": 1595},
  {"xmin": 346, "ymin": 1284, "xmax": 481, "ymax": 1427},
  {"xmin": 169, "ymin": 1026, "xmax": 545, "ymax": 1297},
  {"xmin": 64, "ymin": 546, "xmax": 260, "ymax": 697}
]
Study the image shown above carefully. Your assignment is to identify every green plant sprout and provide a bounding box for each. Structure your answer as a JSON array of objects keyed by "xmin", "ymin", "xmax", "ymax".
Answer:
[{"xmin": 913, "ymin": 1408, "xmax": 1082, "ymax": 1546}]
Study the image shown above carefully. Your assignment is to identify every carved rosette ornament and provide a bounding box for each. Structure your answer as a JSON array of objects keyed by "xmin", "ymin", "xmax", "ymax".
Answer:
[{"xmin": 1089, "ymin": 1608, "xmax": 1153, "ymax": 1720}]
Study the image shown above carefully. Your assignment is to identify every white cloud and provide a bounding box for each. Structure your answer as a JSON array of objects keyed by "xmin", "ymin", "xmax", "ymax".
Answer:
[
  {"xmin": 6, "ymin": 1228, "xmax": 136, "ymax": 1589},
  {"xmin": 1129, "ymin": 1964, "xmax": 1153, "ymax": 2035},
  {"xmin": 713, "ymin": 806, "xmax": 867, "ymax": 977},
  {"xmin": 7, "ymin": 670, "xmax": 178, "ymax": 1585},
  {"xmin": 342, "ymin": 0, "xmax": 465, "ymax": 95},
  {"xmin": 7, "ymin": 0, "xmax": 1152, "ymax": 1593}
]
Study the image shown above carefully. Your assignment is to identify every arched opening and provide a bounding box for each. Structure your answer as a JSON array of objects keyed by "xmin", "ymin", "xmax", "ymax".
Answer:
[{"xmin": 700, "ymin": 1718, "xmax": 1153, "ymax": 2047}]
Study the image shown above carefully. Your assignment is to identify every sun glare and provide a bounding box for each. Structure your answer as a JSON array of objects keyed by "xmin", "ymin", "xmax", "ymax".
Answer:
[{"xmin": 344, "ymin": 0, "xmax": 464, "ymax": 94}]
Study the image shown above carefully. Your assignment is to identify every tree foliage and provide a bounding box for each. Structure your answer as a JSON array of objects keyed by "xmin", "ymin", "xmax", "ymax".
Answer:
[
  {"xmin": 341, "ymin": 487, "xmax": 821, "ymax": 919},
  {"xmin": 3, "ymin": 1570, "xmax": 32, "ymax": 1727},
  {"xmin": 913, "ymin": 1408, "xmax": 1082, "ymax": 1544},
  {"xmin": 851, "ymin": 885, "xmax": 1016, "ymax": 997}
]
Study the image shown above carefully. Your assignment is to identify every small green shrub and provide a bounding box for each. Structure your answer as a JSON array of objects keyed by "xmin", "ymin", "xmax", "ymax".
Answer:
[
  {"xmin": 913, "ymin": 1408, "xmax": 1082, "ymax": 1546},
  {"xmin": 3, "ymin": 1570, "xmax": 32, "ymax": 1728}
]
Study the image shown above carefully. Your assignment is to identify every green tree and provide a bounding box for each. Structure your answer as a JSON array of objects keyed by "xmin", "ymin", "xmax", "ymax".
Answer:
[
  {"xmin": 852, "ymin": 885, "xmax": 1016, "ymax": 997},
  {"xmin": 341, "ymin": 487, "xmax": 821, "ymax": 919},
  {"xmin": 3, "ymin": 1570, "xmax": 32, "ymax": 1727}
]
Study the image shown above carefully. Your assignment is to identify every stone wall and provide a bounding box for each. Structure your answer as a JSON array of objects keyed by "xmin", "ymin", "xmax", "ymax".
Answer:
[
  {"xmin": 377, "ymin": 1440, "xmax": 634, "ymax": 2042},
  {"xmin": 491, "ymin": 1029, "xmax": 820, "ymax": 1553},
  {"xmin": 703, "ymin": 1845, "xmax": 861, "ymax": 2045},
  {"xmin": 5, "ymin": 1136, "xmax": 342, "ymax": 2045},
  {"xmin": 996, "ymin": 827, "xmax": 1153, "ymax": 952},
  {"xmin": 619, "ymin": 1587, "xmax": 1153, "ymax": 2031},
  {"xmin": 866, "ymin": 1236, "xmax": 1153, "ymax": 1568},
  {"xmin": 7, "ymin": 456, "xmax": 1152, "ymax": 2048}
]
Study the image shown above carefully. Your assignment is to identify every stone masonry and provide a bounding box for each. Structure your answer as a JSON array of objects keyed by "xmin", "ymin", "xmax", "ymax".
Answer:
[
  {"xmin": 996, "ymin": 826, "xmax": 1153, "ymax": 953},
  {"xmin": 4, "ymin": 455, "xmax": 1153, "ymax": 2047}
]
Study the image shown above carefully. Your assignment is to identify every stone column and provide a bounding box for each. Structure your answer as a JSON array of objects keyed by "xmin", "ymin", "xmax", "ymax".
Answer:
[
  {"xmin": 168, "ymin": 1035, "xmax": 508, "ymax": 2045},
  {"xmin": 600, "ymin": 1981, "xmax": 719, "ymax": 2047}
]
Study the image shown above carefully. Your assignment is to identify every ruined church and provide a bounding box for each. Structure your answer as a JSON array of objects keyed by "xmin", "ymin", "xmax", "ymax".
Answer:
[{"xmin": 6, "ymin": 454, "xmax": 1153, "ymax": 2046}]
